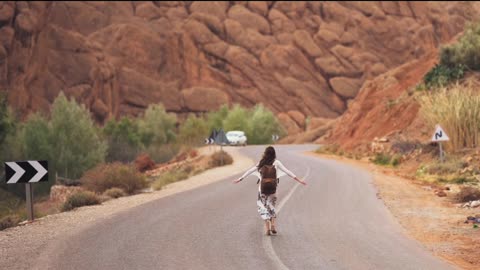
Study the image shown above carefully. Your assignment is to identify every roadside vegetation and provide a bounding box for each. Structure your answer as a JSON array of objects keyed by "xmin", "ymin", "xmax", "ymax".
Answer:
[
  {"xmin": 421, "ymin": 22, "xmax": 480, "ymax": 89},
  {"xmin": 0, "ymin": 90, "xmax": 282, "ymax": 230},
  {"xmin": 151, "ymin": 150, "xmax": 233, "ymax": 191}
]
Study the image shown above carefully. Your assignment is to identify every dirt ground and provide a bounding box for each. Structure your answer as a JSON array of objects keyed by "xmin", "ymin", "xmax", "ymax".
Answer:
[{"xmin": 309, "ymin": 152, "xmax": 480, "ymax": 270}]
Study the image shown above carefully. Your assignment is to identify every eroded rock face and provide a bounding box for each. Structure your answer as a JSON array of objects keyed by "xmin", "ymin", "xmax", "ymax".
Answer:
[{"xmin": 0, "ymin": 1, "xmax": 476, "ymax": 124}]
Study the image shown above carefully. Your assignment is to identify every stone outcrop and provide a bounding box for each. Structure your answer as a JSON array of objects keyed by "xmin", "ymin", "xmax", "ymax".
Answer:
[{"xmin": 0, "ymin": 1, "xmax": 476, "ymax": 128}]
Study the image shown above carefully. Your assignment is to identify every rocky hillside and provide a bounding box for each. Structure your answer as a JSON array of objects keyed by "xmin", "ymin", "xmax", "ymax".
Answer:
[{"xmin": 0, "ymin": 1, "xmax": 476, "ymax": 127}]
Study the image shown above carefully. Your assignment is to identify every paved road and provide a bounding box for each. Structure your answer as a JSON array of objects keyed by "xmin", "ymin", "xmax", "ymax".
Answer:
[{"xmin": 37, "ymin": 145, "xmax": 454, "ymax": 270}]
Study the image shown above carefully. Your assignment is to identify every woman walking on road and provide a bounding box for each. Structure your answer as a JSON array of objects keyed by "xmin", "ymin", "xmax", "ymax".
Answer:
[{"xmin": 233, "ymin": 146, "xmax": 306, "ymax": 235}]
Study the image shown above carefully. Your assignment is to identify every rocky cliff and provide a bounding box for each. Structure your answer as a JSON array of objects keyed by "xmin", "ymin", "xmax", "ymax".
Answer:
[{"xmin": 0, "ymin": 1, "xmax": 476, "ymax": 126}]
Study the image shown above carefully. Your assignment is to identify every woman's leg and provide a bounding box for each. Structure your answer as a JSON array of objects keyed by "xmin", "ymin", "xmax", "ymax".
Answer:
[
  {"xmin": 270, "ymin": 217, "xmax": 277, "ymax": 234},
  {"xmin": 265, "ymin": 219, "xmax": 271, "ymax": 235}
]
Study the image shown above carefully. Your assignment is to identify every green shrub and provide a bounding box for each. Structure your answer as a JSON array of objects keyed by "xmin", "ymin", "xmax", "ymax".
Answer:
[
  {"xmin": 0, "ymin": 214, "xmax": 21, "ymax": 231},
  {"xmin": 103, "ymin": 117, "xmax": 143, "ymax": 162},
  {"xmin": 152, "ymin": 170, "xmax": 190, "ymax": 190},
  {"xmin": 423, "ymin": 64, "xmax": 465, "ymax": 88},
  {"xmin": 440, "ymin": 22, "xmax": 480, "ymax": 70},
  {"xmin": 455, "ymin": 186, "xmax": 480, "ymax": 203},
  {"xmin": 81, "ymin": 163, "xmax": 147, "ymax": 195},
  {"xmin": 391, "ymin": 155, "xmax": 401, "ymax": 167},
  {"xmin": 138, "ymin": 104, "xmax": 176, "ymax": 147},
  {"xmin": 372, "ymin": 153, "xmax": 391, "ymax": 166},
  {"xmin": 62, "ymin": 191, "xmax": 100, "ymax": 211},
  {"xmin": 103, "ymin": 187, "xmax": 127, "ymax": 199},
  {"xmin": 178, "ymin": 114, "xmax": 209, "ymax": 146},
  {"xmin": 419, "ymin": 84, "xmax": 480, "ymax": 151},
  {"xmin": 208, "ymin": 151, "xmax": 233, "ymax": 168}
]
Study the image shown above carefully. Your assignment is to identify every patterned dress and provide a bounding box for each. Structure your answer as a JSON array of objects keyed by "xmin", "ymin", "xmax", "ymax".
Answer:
[{"xmin": 239, "ymin": 160, "xmax": 297, "ymax": 220}]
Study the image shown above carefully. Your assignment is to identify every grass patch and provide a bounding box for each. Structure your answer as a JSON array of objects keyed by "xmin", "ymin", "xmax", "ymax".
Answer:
[
  {"xmin": 62, "ymin": 191, "xmax": 101, "ymax": 211},
  {"xmin": 372, "ymin": 153, "xmax": 401, "ymax": 167},
  {"xmin": 438, "ymin": 176, "xmax": 476, "ymax": 185},
  {"xmin": 152, "ymin": 170, "xmax": 190, "ymax": 191},
  {"xmin": 419, "ymin": 83, "xmax": 480, "ymax": 152},
  {"xmin": 423, "ymin": 159, "xmax": 466, "ymax": 175}
]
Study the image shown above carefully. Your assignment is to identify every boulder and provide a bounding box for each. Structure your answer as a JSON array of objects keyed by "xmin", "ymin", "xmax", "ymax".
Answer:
[
  {"xmin": 182, "ymin": 87, "xmax": 229, "ymax": 112},
  {"xmin": 329, "ymin": 77, "xmax": 363, "ymax": 99}
]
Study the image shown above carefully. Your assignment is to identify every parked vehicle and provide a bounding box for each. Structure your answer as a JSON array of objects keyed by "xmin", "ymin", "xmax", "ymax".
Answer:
[{"xmin": 226, "ymin": 131, "xmax": 247, "ymax": 146}]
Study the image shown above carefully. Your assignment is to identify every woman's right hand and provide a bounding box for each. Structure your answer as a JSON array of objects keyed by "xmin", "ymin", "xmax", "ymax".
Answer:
[{"xmin": 233, "ymin": 178, "xmax": 242, "ymax": 184}]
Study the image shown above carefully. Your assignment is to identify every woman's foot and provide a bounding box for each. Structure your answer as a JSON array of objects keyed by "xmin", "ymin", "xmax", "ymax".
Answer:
[
  {"xmin": 270, "ymin": 225, "xmax": 277, "ymax": 235},
  {"xmin": 265, "ymin": 220, "xmax": 271, "ymax": 235}
]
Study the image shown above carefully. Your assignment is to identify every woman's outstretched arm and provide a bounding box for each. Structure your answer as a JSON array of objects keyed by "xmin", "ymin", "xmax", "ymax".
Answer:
[
  {"xmin": 276, "ymin": 160, "xmax": 307, "ymax": 185},
  {"xmin": 233, "ymin": 165, "xmax": 258, "ymax": 183}
]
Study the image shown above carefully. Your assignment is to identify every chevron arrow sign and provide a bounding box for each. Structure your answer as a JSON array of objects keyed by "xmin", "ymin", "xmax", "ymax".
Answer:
[{"xmin": 4, "ymin": 160, "xmax": 48, "ymax": 184}]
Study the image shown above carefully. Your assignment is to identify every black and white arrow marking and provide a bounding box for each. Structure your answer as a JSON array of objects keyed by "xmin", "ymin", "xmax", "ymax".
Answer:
[
  {"xmin": 5, "ymin": 161, "xmax": 48, "ymax": 184},
  {"xmin": 204, "ymin": 138, "xmax": 215, "ymax": 145}
]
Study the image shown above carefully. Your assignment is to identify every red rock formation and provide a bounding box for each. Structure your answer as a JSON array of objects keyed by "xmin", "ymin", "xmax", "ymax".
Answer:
[{"xmin": 0, "ymin": 1, "xmax": 477, "ymax": 127}]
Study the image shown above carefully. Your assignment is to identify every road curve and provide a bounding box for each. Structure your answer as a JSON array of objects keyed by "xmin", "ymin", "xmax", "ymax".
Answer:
[{"xmin": 36, "ymin": 145, "xmax": 455, "ymax": 270}]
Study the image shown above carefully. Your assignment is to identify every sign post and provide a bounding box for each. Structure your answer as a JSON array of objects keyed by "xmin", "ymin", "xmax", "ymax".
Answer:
[
  {"xmin": 25, "ymin": 183, "xmax": 34, "ymax": 221},
  {"xmin": 214, "ymin": 129, "xmax": 230, "ymax": 166},
  {"xmin": 431, "ymin": 125, "xmax": 449, "ymax": 163},
  {"xmin": 5, "ymin": 160, "xmax": 48, "ymax": 222}
]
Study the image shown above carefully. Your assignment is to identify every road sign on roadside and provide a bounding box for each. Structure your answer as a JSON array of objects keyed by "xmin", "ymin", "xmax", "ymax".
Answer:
[
  {"xmin": 5, "ymin": 160, "xmax": 48, "ymax": 184},
  {"xmin": 4, "ymin": 160, "xmax": 48, "ymax": 221},
  {"xmin": 431, "ymin": 125, "xmax": 449, "ymax": 142},
  {"xmin": 431, "ymin": 125, "xmax": 449, "ymax": 163}
]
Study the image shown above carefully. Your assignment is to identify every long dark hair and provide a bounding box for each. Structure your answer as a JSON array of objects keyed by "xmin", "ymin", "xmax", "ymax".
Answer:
[{"xmin": 257, "ymin": 146, "xmax": 276, "ymax": 170}]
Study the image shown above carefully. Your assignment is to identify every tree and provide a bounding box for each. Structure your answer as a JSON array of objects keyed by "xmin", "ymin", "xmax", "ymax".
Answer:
[
  {"xmin": 138, "ymin": 104, "xmax": 177, "ymax": 147},
  {"xmin": 0, "ymin": 93, "xmax": 14, "ymax": 146},
  {"xmin": 49, "ymin": 93, "xmax": 107, "ymax": 179},
  {"xmin": 178, "ymin": 114, "xmax": 209, "ymax": 146},
  {"xmin": 206, "ymin": 105, "xmax": 229, "ymax": 131},
  {"xmin": 247, "ymin": 105, "xmax": 285, "ymax": 144},
  {"xmin": 223, "ymin": 104, "xmax": 250, "ymax": 132},
  {"xmin": 21, "ymin": 113, "xmax": 51, "ymax": 161},
  {"xmin": 103, "ymin": 117, "xmax": 143, "ymax": 162}
]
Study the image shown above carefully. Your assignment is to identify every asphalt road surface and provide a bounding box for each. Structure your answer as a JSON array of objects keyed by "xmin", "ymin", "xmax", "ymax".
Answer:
[{"xmin": 37, "ymin": 145, "xmax": 455, "ymax": 270}]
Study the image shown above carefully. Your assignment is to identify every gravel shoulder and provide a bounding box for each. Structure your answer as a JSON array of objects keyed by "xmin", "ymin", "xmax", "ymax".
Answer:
[
  {"xmin": 0, "ymin": 146, "xmax": 254, "ymax": 270},
  {"xmin": 308, "ymin": 152, "xmax": 480, "ymax": 270}
]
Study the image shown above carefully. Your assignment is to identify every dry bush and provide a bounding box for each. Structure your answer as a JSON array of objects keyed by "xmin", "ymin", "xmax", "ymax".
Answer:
[
  {"xmin": 315, "ymin": 144, "xmax": 340, "ymax": 155},
  {"xmin": 208, "ymin": 151, "xmax": 233, "ymax": 168},
  {"xmin": 135, "ymin": 153, "xmax": 156, "ymax": 172},
  {"xmin": 81, "ymin": 163, "xmax": 147, "ymax": 195},
  {"xmin": 62, "ymin": 191, "xmax": 100, "ymax": 211},
  {"xmin": 456, "ymin": 186, "xmax": 480, "ymax": 203},
  {"xmin": 419, "ymin": 84, "xmax": 480, "ymax": 151},
  {"xmin": 103, "ymin": 187, "xmax": 127, "ymax": 199},
  {"xmin": 0, "ymin": 215, "xmax": 21, "ymax": 231}
]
